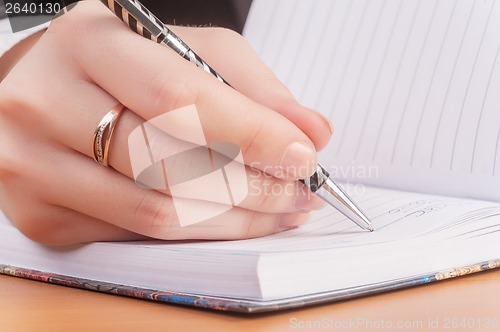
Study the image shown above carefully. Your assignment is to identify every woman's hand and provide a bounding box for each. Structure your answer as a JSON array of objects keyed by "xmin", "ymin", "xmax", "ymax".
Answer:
[{"xmin": 0, "ymin": 0, "xmax": 332, "ymax": 245}]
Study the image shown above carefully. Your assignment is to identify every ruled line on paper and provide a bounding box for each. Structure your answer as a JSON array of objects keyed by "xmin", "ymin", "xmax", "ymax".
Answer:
[
  {"xmin": 429, "ymin": 0, "xmax": 477, "ymax": 168},
  {"xmin": 269, "ymin": 0, "xmax": 300, "ymax": 70},
  {"xmin": 470, "ymin": 42, "xmax": 500, "ymax": 173},
  {"xmin": 410, "ymin": 0, "xmax": 460, "ymax": 166},
  {"xmin": 336, "ymin": 0, "xmax": 388, "ymax": 157},
  {"xmin": 450, "ymin": 0, "xmax": 496, "ymax": 171},
  {"xmin": 255, "ymin": 0, "xmax": 279, "ymax": 55},
  {"xmin": 300, "ymin": 1, "xmax": 353, "ymax": 103},
  {"xmin": 371, "ymin": 0, "xmax": 423, "ymax": 162},
  {"xmin": 226, "ymin": 188, "xmax": 399, "ymax": 249},
  {"xmin": 494, "ymin": 127, "xmax": 500, "ymax": 176},
  {"xmin": 390, "ymin": 0, "xmax": 440, "ymax": 164},
  {"xmin": 310, "ymin": 1, "xmax": 356, "ymax": 110},
  {"xmin": 279, "ymin": 192, "xmax": 397, "ymax": 243},
  {"xmin": 243, "ymin": 0, "xmax": 500, "ymax": 202},
  {"xmin": 289, "ymin": 0, "xmax": 338, "ymax": 100},
  {"xmin": 290, "ymin": 193, "xmax": 412, "ymax": 247},
  {"xmin": 354, "ymin": 1, "xmax": 404, "ymax": 160},
  {"xmin": 323, "ymin": 0, "xmax": 370, "ymax": 120},
  {"xmin": 282, "ymin": 1, "xmax": 319, "ymax": 84},
  {"xmin": 226, "ymin": 188, "xmax": 500, "ymax": 252},
  {"xmin": 231, "ymin": 190, "xmax": 404, "ymax": 249}
]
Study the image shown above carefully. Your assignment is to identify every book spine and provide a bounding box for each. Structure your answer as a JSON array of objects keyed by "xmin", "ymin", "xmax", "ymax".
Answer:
[
  {"xmin": 2, "ymin": 260, "xmax": 500, "ymax": 313},
  {"xmin": 433, "ymin": 260, "xmax": 500, "ymax": 281},
  {"xmin": 0, "ymin": 264, "xmax": 251, "ymax": 312}
]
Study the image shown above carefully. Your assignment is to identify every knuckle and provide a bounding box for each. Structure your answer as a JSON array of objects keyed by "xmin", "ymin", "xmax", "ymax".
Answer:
[
  {"xmin": 0, "ymin": 121, "xmax": 41, "ymax": 181},
  {"xmin": 11, "ymin": 212, "xmax": 51, "ymax": 244},
  {"xmin": 0, "ymin": 155, "xmax": 17, "ymax": 179},
  {"xmin": 233, "ymin": 209, "xmax": 258, "ymax": 240},
  {"xmin": 0, "ymin": 131, "xmax": 26, "ymax": 181},
  {"xmin": 0, "ymin": 142, "xmax": 13, "ymax": 179},
  {"xmin": 134, "ymin": 191, "xmax": 175, "ymax": 238},
  {"xmin": 147, "ymin": 71, "xmax": 196, "ymax": 113},
  {"xmin": 0, "ymin": 78, "xmax": 48, "ymax": 131},
  {"xmin": 235, "ymin": 209, "xmax": 274, "ymax": 240},
  {"xmin": 252, "ymin": 177, "xmax": 277, "ymax": 211},
  {"xmin": 0, "ymin": 84, "xmax": 31, "ymax": 120},
  {"xmin": 47, "ymin": 5, "xmax": 81, "ymax": 40},
  {"xmin": 48, "ymin": 1, "xmax": 117, "ymax": 61},
  {"xmin": 49, "ymin": 0, "xmax": 95, "ymax": 35},
  {"xmin": 14, "ymin": 218, "xmax": 73, "ymax": 246},
  {"xmin": 239, "ymin": 112, "xmax": 265, "ymax": 156}
]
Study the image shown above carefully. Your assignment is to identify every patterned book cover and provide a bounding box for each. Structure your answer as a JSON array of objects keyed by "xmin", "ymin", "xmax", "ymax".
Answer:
[{"xmin": 1, "ymin": 259, "xmax": 499, "ymax": 313}]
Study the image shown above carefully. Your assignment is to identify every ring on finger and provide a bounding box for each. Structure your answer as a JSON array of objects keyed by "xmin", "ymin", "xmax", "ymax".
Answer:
[{"xmin": 92, "ymin": 103, "xmax": 125, "ymax": 166}]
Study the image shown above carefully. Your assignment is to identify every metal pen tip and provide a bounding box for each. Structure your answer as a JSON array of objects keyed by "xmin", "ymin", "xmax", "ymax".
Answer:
[{"xmin": 314, "ymin": 177, "xmax": 374, "ymax": 232}]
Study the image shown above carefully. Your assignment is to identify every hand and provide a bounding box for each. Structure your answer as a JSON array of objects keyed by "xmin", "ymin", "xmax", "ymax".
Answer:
[{"xmin": 0, "ymin": 0, "xmax": 332, "ymax": 245}]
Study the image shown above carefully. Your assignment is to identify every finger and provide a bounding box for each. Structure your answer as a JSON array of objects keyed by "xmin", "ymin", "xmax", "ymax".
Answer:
[
  {"xmin": 33, "ymin": 87, "xmax": 324, "ymax": 213},
  {"xmin": 39, "ymin": 147, "xmax": 310, "ymax": 240},
  {"xmin": 61, "ymin": 2, "xmax": 317, "ymax": 180},
  {"xmin": 0, "ymin": 11, "xmax": 324, "ymax": 216},
  {"xmin": 124, "ymin": 123, "xmax": 326, "ymax": 214},
  {"xmin": 14, "ymin": 205, "xmax": 148, "ymax": 246},
  {"xmin": 0, "ymin": 165, "xmax": 144, "ymax": 245},
  {"xmin": 170, "ymin": 26, "xmax": 334, "ymax": 151},
  {"xmin": 114, "ymin": 112, "xmax": 325, "ymax": 213}
]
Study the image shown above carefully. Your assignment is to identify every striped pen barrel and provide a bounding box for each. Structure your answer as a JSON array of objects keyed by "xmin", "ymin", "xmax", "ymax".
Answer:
[
  {"xmin": 100, "ymin": 0, "xmax": 229, "ymax": 85},
  {"xmin": 98, "ymin": 0, "xmax": 373, "ymax": 231}
]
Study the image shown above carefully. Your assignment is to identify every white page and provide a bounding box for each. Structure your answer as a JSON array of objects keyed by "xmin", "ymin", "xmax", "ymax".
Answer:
[
  {"xmin": 2, "ymin": 187, "xmax": 500, "ymax": 300},
  {"xmin": 244, "ymin": 0, "xmax": 500, "ymax": 201},
  {"xmin": 2, "ymin": 187, "xmax": 499, "ymax": 254},
  {"xmin": 172, "ymin": 185, "xmax": 500, "ymax": 252}
]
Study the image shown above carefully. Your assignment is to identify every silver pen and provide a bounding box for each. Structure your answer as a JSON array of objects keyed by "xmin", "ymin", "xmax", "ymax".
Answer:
[{"xmin": 99, "ymin": 0, "xmax": 374, "ymax": 231}]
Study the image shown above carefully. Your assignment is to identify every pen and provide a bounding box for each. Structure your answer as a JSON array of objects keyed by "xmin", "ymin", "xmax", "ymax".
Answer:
[{"xmin": 99, "ymin": 0, "xmax": 374, "ymax": 232}]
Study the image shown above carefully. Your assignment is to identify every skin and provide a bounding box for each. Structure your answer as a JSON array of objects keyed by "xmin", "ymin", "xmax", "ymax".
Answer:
[{"xmin": 0, "ymin": 1, "xmax": 332, "ymax": 246}]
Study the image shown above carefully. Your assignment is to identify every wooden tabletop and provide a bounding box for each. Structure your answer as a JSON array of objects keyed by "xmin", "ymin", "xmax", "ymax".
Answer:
[{"xmin": 1, "ymin": 269, "xmax": 500, "ymax": 332}]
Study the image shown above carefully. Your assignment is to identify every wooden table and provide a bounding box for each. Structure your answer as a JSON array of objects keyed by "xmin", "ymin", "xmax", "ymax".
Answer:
[{"xmin": 1, "ymin": 270, "xmax": 500, "ymax": 332}]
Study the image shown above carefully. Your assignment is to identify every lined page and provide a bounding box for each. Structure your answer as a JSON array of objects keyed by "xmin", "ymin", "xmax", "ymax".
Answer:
[
  {"xmin": 2, "ymin": 195, "xmax": 500, "ymax": 300},
  {"xmin": 3, "ymin": 186, "xmax": 499, "ymax": 254},
  {"xmin": 167, "ymin": 185, "xmax": 500, "ymax": 253},
  {"xmin": 244, "ymin": 0, "xmax": 500, "ymax": 201}
]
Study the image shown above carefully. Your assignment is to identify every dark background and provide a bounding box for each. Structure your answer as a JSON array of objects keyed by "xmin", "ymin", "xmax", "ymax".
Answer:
[
  {"xmin": 143, "ymin": 0, "xmax": 252, "ymax": 33},
  {"xmin": 1, "ymin": 0, "xmax": 253, "ymax": 33}
]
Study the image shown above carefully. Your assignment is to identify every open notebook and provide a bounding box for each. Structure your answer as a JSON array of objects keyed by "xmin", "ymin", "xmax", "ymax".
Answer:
[{"xmin": 1, "ymin": 0, "xmax": 500, "ymax": 313}]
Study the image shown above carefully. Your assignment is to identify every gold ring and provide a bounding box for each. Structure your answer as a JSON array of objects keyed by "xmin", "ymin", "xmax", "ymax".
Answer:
[{"xmin": 92, "ymin": 104, "xmax": 125, "ymax": 166}]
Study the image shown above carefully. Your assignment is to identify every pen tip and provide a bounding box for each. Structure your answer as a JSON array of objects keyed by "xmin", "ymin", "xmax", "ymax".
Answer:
[{"xmin": 367, "ymin": 225, "xmax": 374, "ymax": 232}]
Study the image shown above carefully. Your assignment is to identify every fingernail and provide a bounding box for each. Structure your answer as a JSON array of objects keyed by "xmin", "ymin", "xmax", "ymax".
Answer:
[
  {"xmin": 320, "ymin": 113, "xmax": 334, "ymax": 135},
  {"xmin": 294, "ymin": 192, "xmax": 327, "ymax": 212},
  {"xmin": 279, "ymin": 213, "xmax": 309, "ymax": 229},
  {"xmin": 280, "ymin": 142, "xmax": 316, "ymax": 178}
]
